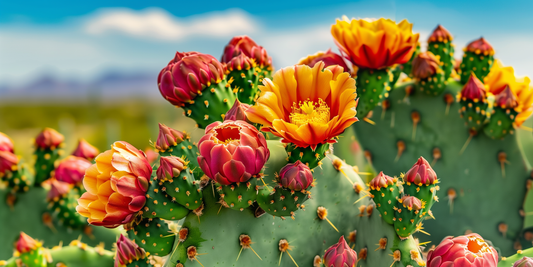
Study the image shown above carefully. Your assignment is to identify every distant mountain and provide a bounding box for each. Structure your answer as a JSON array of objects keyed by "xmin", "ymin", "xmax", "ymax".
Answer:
[{"xmin": 0, "ymin": 71, "xmax": 164, "ymax": 102}]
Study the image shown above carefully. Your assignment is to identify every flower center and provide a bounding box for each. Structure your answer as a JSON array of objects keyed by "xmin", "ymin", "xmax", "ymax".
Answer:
[
  {"xmin": 214, "ymin": 126, "xmax": 241, "ymax": 144},
  {"xmin": 289, "ymin": 99, "xmax": 330, "ymax": 127},
  {"xmin": 466, "ymin": 237, "xmax": 491, "ymax": 256}
]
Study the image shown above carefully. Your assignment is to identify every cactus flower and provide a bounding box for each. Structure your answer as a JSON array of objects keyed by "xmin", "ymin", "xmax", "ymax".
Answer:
[
  {"xmin": 158, "ymin": 52, "xmax": 225, "ymax": 107},
  {"xmin": 278, "ymin": 160, "xmax": 313, "ymax": 191},
  {"xmin": 55, "ymin": 156, "xmax": 91, "ymax": 185},
  {"xmin": 197, "ymin": 120, "xmax": 269, "ymax": 185},
  {"xmin": 47, "ymin": 179, "xmax": 71, "ymax": 201},
  {"xmin": 77, "ymin": 141, "xmax": 151, "ymax": 228},
  {"xmin": 224, "ymin": 99, "xmax": 251, "ymax": 122},
  {"xmin": 323, "ymin": 236, "xmax": 358, "ymax": 267},
  {"xmin": 0, "ymin": 132, "xmax": 14, "ymax": 153},
  {"xmin": 157, "ymin": 156, "xmax": 186, "ymax": 181},
  {"xmin": 298, "ymin": 49, "xmax": 350, "ymax": 72},
  {"xmin": 16, "ymin": 232, "xmax": 41, "ymax": 253},
  {"xmin": 369, "ymin": 171, "xmax": 395, "ymax": 190},
  {"xmin": 426, "ymin": 233, "xmax": 498, "ymax": 267},
  {"xmin": 404, "ymin": 156, "xmax": 437, "ymax": 185},
  {"xmin": 35, "ymin": 128, "xmax": 64, "ymax": 149},
  {"xmin": 115, "ymin": 234, "xmax": 147, "ymax": 267},
  {"xmin": 156, "ymin": 123, "xmax": 186, "ymax": 151},
  {"xmin": 72, "ymin": 139, "xmax": 99, "ymax": 160},
  {"xmin": 412, "ymin": 52, "xmax": 441, "ymax": 80},
  {"xmin": 484, "ymin": 60, "xmax": 533, "ymax": 126},
  {"xmin": 331, "ymin": 18, "xmax": 419, "ymax": 69},
  {"xmin": 513, "ymin": 257, "xmax": 533, "ymax": 267},
  {"xmin": 247, "ymin": 62, "xmax": 358, "ymax": 149},
  {"xmin": 221, "ymin": 36, "xmax": 272, "ymax": 68},
  {"xmin": 0, "ymin": 151, "xmax": 18, "ymax": 175}
]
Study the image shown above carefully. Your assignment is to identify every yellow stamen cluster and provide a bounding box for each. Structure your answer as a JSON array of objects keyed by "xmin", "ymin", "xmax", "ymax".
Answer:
[{"xmin": 289, "ymin": 99, "xmax": 330, "ymax": 127}]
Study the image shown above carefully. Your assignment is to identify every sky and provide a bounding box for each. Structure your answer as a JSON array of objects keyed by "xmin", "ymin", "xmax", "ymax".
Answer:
[{"xmin": 1, "ymin": 0, "xmax": 532, "ymax": 84}]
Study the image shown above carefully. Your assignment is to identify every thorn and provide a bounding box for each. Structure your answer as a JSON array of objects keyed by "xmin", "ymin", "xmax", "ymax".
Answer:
[
  {"xmin": 353, "ymin": 195, "xmax": 369, "ymax": 204},
  {"xmin": 363, "ymin": 117, "xmax": 376, "ymax": 125},
  {"xmin": 286, "ymin": 251, "xmax": 299, "ymax": 267},
  {"xmin": 236, "ymin": 247, "xmax": 244, "ymax": 262},
  {"xmin": 394, "ymin": 140, "xmax": 405, "ymax": 162},
  {"xmin": 261, "ymin": 177, "xmax": 272, "ymax": 192},
  {"xmin": 444, "ymin": 93, "xmax": 454, "ymax": 116},
  {"xmin": 195, "ymin": 257, "xmax": 205, "ymax": 267},
  {"xmin": 498, "ymin": 152, "xmax": 509, "ymax": 178},
  {"xmin": 431, "ymin": 148, "xmax": 441, "ymax": 166},
  {"xmin": 411, "ymin": 111, "xmax": 420, "ymax": 141},
  {"xmin": 459, "ymin": 130, "xmax": 476, "ymax": 155}
]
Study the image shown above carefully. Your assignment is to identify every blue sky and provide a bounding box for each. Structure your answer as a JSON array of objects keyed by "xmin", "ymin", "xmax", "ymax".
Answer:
[{"xmin": 1, "ymin": 0, "xmax": 532, "ymax": 84}]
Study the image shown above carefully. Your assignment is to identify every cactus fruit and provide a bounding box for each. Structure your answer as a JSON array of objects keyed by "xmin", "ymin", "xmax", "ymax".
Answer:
[
  {"xmin": 459, "ymin": 73, "xmax": 489, "ymax": 132},
  {"xmin": 72, "ymin": 139, "xmax": 99, "ymax": 161},
  {"xmin": 459, "ymin": 37, "xmax": 495, "ymax": 84},
  {"xmin": 426, "ymin": 233, "xmax": 499, "ymax": 267},
  {"xmin": 34, "ymin": 128, "xmax": 64, "ymax": 186},
  {"xmin": 368, "ymin": 172, "xmax": 400, "ymax": 224},
  {"xmin": 427, "ymin": 25, "xmax": 455, "ymax": 80},
  {"xmin": 322, "ymin": 236, "xmax": 357, "ymax": 267},
  {"xmin": 278, "ymin": 160, "xmax": 314, "ymax": 191},
  {"xmin": 412, "ymin": 52, "xmax": 447, "ymax": 96},
  {"xmin": 115, "ymin": 234, "xmax": 152, "ymax": 267},
  {"xmin": 158, "ymin": 52, "xmax": 237, "ymax": 128},
  {"xmin": 156, "ymin": 123, "xmax": 203, "ymax": 178}
]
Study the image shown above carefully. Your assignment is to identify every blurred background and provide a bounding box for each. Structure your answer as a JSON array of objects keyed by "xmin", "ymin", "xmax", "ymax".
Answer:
[{"xmin": 1, "ymin": 0, "xmax": 533, "ymax": 160}]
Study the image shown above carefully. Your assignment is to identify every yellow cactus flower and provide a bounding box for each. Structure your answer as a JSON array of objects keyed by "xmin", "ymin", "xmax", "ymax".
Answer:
[
  {"xmin": 246, "ymin": 62, "xmax": 358, "ymax": 150},
  {"xmin": 331, "ymin": 17, "xmax": 419, "ymax": 69}
]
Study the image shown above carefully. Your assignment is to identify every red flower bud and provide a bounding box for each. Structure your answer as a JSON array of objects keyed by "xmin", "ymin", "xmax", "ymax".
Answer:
[
  {"xmin": 155, "ymin": 123, "xmax": 186, "ymax": 151},
  {"xmin": 221, "ymin": 36, "xmax": 272, "ymax": 68},
  {"xmin": 278, "ymin": 160, "xmax": 313, "ymax": 191},
  {"xmin": 157, "ymin": 156, "xmax": 186, "ymax": 181},
  {"xmin": 0, "ymin": 132, "xmax": 14, "ymax": 153},
  {"xmin": 404, "ymin": 157, "xmax": 437, "ymax": 185},
  {"xmin": 55, "ymin": 156, "xmax": 92, "ymax": 185},
  {"xmin": 72, "ymin": 139, "xmax": 99, "ymax": 160},
  {"xmin": 323, "ymin": 236, "xmax": 358, "ymax": 267},
  {"xmin": 35, "ymin": 128, "xmax": 64, "ymax": 149},
  {"xmin": 224, "ymin": 99, "xmax": 251, "ymax": 122}
]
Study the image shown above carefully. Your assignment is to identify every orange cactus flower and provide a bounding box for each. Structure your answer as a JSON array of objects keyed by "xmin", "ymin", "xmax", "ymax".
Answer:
[
  {"xmin": 246, "ymin": 62, "xmax": 358, "ymax": 149},
  {"xmin": 76, "ymin": 141, "xmax": 151, "ymax": 228},
  {"xmin": 331, "ymin": 18, "xmax": 419, "ymax": 69},
  {"xmin": 484, "ymin": 60, "xmax": 533, "ymax": 126}
]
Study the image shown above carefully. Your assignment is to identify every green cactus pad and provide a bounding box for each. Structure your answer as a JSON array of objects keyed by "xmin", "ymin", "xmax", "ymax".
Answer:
[
  {"xmin": 428, "ymin": 41, "xmax": 455, "ymax": 80},
  {"xmin": 416, "ymin": 71, "xmax": 447, "ymax": 96},
  {"xmin": 3, "ymin": 165, "xmax": 33, "ymax": 193},
  {"xmin": 48, "ymin": 242, "xmax": 115, "ymax": 267},
  {"xmin": 355, "ymin": 68, "xmax": 393, "ymax": 118},
  {"xmin": 182, "ymin": 81, "xmax": 237, "ymax": 129},
  {"xmin": 393, "ymin": 197, "xmax": 426, "ymax": 238},
  {"xmin": 163, "ymin": 140, "xmax": 424, "ymax": 267},
  {"xmin": 158, "ymin": 138, "xmax": 204, "ymax": 179},
  {"xmin": 369, "ymin": 180, "xmax": 400, "ymax": 225},
  {"xmin": 216, "ymin": 180, "xmax": 258, "ymax": 211},
  {"xmin": 19, "ymin": 248, "xmax": 47, "ymax": 267},
  {"xmin": 459, "ymin": 97, "xmax": 489, "ymax": 132},
  {"xmin": 34, "ymin": 147, "xmax": 62, "ymax": 186},
  {"xmin": 484, "ymin": 107, "xmax": 518, "ymax": 139},
  {"xmin": 286, "ymin": 142, "xmax": 329, "ymax": 170},
  {"xmin": 256, "ymin": 185, "xmax": 310, "ymax": 217},
  {"xmin": 390, "ymin": 236, "xmax": 426, "ymax": 267},
  {"xmin": 144, "ymin": 172, "xmax": 190, "ymax": 221},
  {"xmin": 498, "ymin": 248, "xmax": 533, "ymax": 267},
  {"xmin": 127, "ymin": 217, "xmax": 175, "ymax": 256},
  {"xmin": 226, "ymin": 66, "xmax": 260, "ymax": 105},
  {"xmin": 127, "ymin": 259, "xmax": 153, "ymax": 267},
  {"xmin": 459, "ymin": 51, "xmax": 493, "ymax": 84},
  {"xmin": 48, "ymin": 190, "xmax": 87, "ymax": 229},
  {"xmin": 160, "ymin": 167, "xmax": 203, "ymax": 211}
]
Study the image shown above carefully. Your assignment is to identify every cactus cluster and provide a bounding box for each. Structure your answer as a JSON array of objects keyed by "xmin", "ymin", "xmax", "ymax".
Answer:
[{"xmin": 2, "ymin": 14, "xmax": 533, "ymax": 267}]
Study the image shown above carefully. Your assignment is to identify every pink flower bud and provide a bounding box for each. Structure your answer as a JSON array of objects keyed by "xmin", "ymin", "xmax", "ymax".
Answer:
[
  {"xmin": 461, "ymin": 74, "xmax": 486, "ymax": 101},
  {"xmin": 427, "ymin": 233, "xmax": 498, "ymax": 267},
  {"xmin": 16, "ymin": 232, "xmax": 40, "ymax": 253},
  {"xmin": 279, "ymin": 161, "xmax": 313, "ymax": 191},
  {"xmin": 323, "ymin": 236, "xmax": 358, "ymax": 267},
  {"xmin": 114, "ymin": 234, "xmax": 146, "ymax": 267},
  {"xmin": 221, "ymin": 36, "xmax": 272, "ymax": 68},
  {"xmin": 400, "ymin": 196, "xmax": 423, "ymax": 210},
  {"xmin": 35, "ymin": 128, "xmax": 64, "ymax": 149},
  {"xmin": 158, "ymin": 52, "xmax": 225, "ymax": 107},
  {"xmin": 55, "ymin": 156, "xmax": 92, "ymax": 185},
  {"xmin": 514, "ymin": 257, "xmax": 533, "ymax": 267},
  {"xmin": 155, "ymin": 123, "xmax": 186, "ymax": 151},
  {"xmin": 157, "ymin": 156, "xmax": 186, "ymax": 181},
  {"xmin": 47, "ymin": 179, "xmax": 71, "ymax": 201},
  {"xmin": 412, "ymin": 52, "xmax": 441, "ymax": 79},
  {"xmin": 72, "ymin": 139, "xmax": 99, "ymax": 160},
  {"xmin": 298, "ymin": 49, "xmax": 350, "ymax": 71},
  {"xmin": 0, "ymin": 132, "xmax": 14, "ymax": 153},
  {"xmin": 494, "ymin": 85, "xmax": 519, "ymax": 109},
  {"xmin": 224, "ymin": 99, "xmax": 251, "ymax": 122},
  {"xmin": 197, "ymin": 120, "xmax": 269, "ymax": 185},
  {"xmin": 465, "ymin": 37, "xmax": 494, "ymax": 55},
  {"xmin": 226, "ymin": 53, "xmax": 254, "ymax": 71},
  {"xmin": 0, "ymin": 151, "xmax": 18, "ymax": 175},
  {"xmin": 404, "ymin": 157, "xmax": 437, "ymax": 185},
  {"xmin": 369, "ymin": 171, "xmax": 395, "ymax": 190}
]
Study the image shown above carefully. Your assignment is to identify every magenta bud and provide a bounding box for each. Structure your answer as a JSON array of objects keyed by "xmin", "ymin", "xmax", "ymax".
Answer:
[
  {"xmin": 279, "ymin": 160, "xmax": 313, "ymax": 191},
  {"xmin": 224, "ymin": 99, "xmax": 251, "ymax": 122},
  {"xmin": 400, "ymin": 196, "xmax": 423, "ymax": 210},
  {"xmin": 55, "ymin": 156, "xmax": 91, "ymax": 185},
  {"xmin": 298, "ymin": 48, "xmax": 350, "ymax": 71},
  {"xmin": 427, "ymin": 233, "xmax": 498, "ymax": 267},
  {"xmin": 157, "ymin": 156, "xmax": 186, "ymax": 181},
  {"xmin": 155, "ymin": 123, "xmax": 186, "ymax": 151},
  {"xmin": 35, "ymin": 128, "xmax": 64, "ymax": 149},
  {"xmin": 514, "ymin": 257, "xmax": 533, "ymax": 267},
  {"xmin": 226, "ymin": 53, "xmax": 254, "ymax": 71},
  {"xmin": 16, "ymin": 232, "xmax": 40, "ymax": 253},
  {"xmin": 323, "ymin": 236, "xmax": 358, "ymax": 267},
  {"xmin": 404, "ymin": 157, "xmax": 437, "ymax": 185},
  {"xmin": 221, "ymin": 36, "xmax": 272, "ymax": 68},
  {"xmin": 114, "ymin": 234, "xmax": 146, "ymax": 267},
  {"xmin": 369, "ymin": 171, "xmax": 395, "ymax": 190},
  {"xmin": 0, "ymin": 151, "xmax": 18, "ymax": 175},
  {"xmin": 47, "ymin": 179, "xmax": 71, "ymax": 201},
  {"xmin": 72, "ymin": 139, "xmax": 99, "ymax": 160},
  {"xmin": 460, "ymin": 74, "xmax": 486, "ymax": 101}
]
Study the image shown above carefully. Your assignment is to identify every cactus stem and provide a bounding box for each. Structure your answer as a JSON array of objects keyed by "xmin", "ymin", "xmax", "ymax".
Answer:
[
  {"xmin": 42, "ymin": 212, "xmax": 57, "ymax": 233},
  {"xmin": 459, "ymin": 131, "xmax": 475, "ymax": 155},
  {"xmin": 363, "ymin": 117, "xmax": 376, "ymax": 125}
]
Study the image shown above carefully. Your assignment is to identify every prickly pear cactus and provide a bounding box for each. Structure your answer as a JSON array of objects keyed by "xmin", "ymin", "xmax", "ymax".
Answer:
[{"xmin": 333, "ymin": 23, "xmax": 533, "ymax": 257}]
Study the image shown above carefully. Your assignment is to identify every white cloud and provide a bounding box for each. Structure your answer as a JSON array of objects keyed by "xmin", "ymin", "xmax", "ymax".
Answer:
[{"xmin": 84, "ymin": 8, "xmax": 258, "ymax": 41}]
